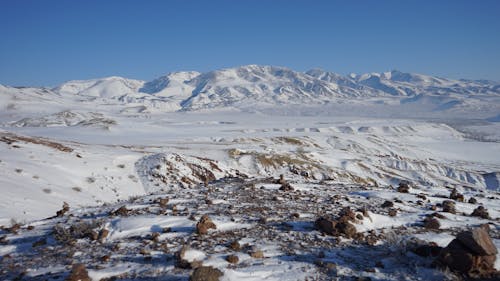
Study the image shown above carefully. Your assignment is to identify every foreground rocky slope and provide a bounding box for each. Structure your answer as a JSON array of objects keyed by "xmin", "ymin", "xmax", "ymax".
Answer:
[{"xmin": 1, "ymin": 175, "xmax": 499, "ymax": 280}]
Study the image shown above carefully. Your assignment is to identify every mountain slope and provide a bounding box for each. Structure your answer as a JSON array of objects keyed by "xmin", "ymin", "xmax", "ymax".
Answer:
[{"xmin": 2, "ymin": 65, "xmax": 499, "ymax": 114}]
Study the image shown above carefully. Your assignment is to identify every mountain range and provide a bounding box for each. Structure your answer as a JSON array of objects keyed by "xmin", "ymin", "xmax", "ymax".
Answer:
[{"xmin": 1, "ymin": 65, "xmax": 500, "ymax": 113}]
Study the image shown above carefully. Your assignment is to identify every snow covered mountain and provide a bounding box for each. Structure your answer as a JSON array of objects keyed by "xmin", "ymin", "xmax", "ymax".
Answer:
[{"xmin": 3, "ymin": 65, "xmax": 498, "ymax": 114}]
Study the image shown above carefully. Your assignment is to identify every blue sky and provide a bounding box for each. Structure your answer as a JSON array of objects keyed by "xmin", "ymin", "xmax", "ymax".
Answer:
[{"xmin": 1, "ymin": 0, "xmax": 499, "ymax": 86}]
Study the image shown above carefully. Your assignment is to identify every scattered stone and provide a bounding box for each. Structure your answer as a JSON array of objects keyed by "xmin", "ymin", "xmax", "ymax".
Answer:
[
  {"xmin": 423, "ymin": 217, "xmax": 440, "ymax": 230},
  {"xmin": 468, "ymin": 197, "xmax": 478, "ymax": 204},
  {"xmin": 336, "ymin": 222, "xmax": 357, "ymax": 239},
  {"xmin": 189, "ymin": 266, "xmax": 223, "ymax": 281},
  {"xmin": 66, "ymin": 264, "xmax": 91, "ymax": 281},
  {"xmin": 249, "ymin": 250, "xmax": 264, "ymax": 258},
  {"xmin": 26, "ymin": 225, "xmax": 35, "ymax": 231},
  {"xmin": 449, "ymin": 188, "xmax": 464, "ymax": 202},
  {"xmin": 388, "ymin": 208, "xmax": 397, "ymax": 217},
  {"xmin": 56, "ymin": 202, "xmax": 70, "ymax": 217},
  {"xmin": 442, "ymin": 200, "xmax": 456, "ymax": 214},
  {"xmin": 315, "ymin": 217, "xmax": 337, "ymax": 235},
  {"xmin": 196, "ymin": 215, "xmax": 216, "ymax": 235},
  {"xmin": 229, "ymin": 241, "xmax": 241, "ymax": 251},
  {"xmin": 397, "ymin": 182, "xmax": 410, "ymax": 193},
  {"xmin": 98, "ymin": 228, "xmax": 109, "ymax": 242},
  {"xmin": 110, "ymin": 205, "xmax": 130, "ymax": 216},
  {"xmin": 381, "ymin": 200, "xmax": 394, "ymax": 208},
  {"xmin": 157, "ymin": 197, "xmax": 169, "ymax": 208},
  {"xmin": 471, "ymin": 206, "xmax": 491, "ymax": 219},
  {"xmin": 100, "ymin": 255, "xmax": 111, "ymax": 262},
  {"xmin": 279, "ymin": 182, "xmax": 294, "ymax": 191},
  {"xmin": 436, "ymin": 227, "xmax": 498, "ymax": 278},
  {"xmin": 226, "ymin": 254, "xmax": 239, "ymax": 264},
  {"xmin": 150, "ymin": 232, "xmax": 160, "ymax": 242}
]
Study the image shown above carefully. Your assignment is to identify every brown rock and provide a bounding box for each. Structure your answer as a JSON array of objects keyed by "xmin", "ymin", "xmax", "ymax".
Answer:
[
  {"xmin": 157, "ymin": 197, "xmax": 169, "ymax": 208},
  {"xmin": 66, "ymin": 264, "xmax": 91, "ymax": 281},
  {"xmin": 98, "ymin": 228, "xmax": 109, "ymax": 241},
  {"xmin": 279, "ymin": 182, "xmax": 294, "ymax": 191},
  {"xmin": 381, "ymin": 200, "xmax": 394, "ymax": 208},
  {"xmin": 315, "ymin": 217, "xmax": 337, "ymax": 236},
  {"xmin": 196, "ymin": 215, "xmax": 217, "ymax": 235},
  {"xmin": 229, "ymin": 241, "xmax": 241, "ymax": 251},
  {"xmin": 423, "ymin": 217, "xmax": 440, "ymax": 230},
  {"xmin": 249, "ymin": 250, "xmax": 264, "ymax": 258},
  {"xmin": 413, "ymin": 242, "xmax": 442, "ymax": 257},
  {"xmin": 449, "ymin": 188, "xmax": 464, "ymax": 202},
  {"xmin": 468, "ymin": 197, "xmax": 478, "ymax": 204},
  {"xmin": 388, "ymin": 208, "xmax": 397, "ymax": 217},
  {"xmin": 457, "ymin": 228, "xmax": 497, "ymax": 256},
  {"xmin": 226, "ymin": 254, "xmax": 239, "ymax": 264},
  {"xmin": 397, "ymin": 182, "xmax": 410, "ymax": 193},
  {"xmin": 336, "ymin": 222, "xmax": 357, "ymax": 239},
  {"xmin": 437, "ymin": 228, "xmax": 498, "ymax": 278},
  {"xmin": 471, "ymin": 206, "xmax": 491, "ymax": 219},
  {"xmin": 111, "ymin": 205, "xmax": 129, "ymax": 216},
  {"xmin": 189, "ymin": 266, "xmax": 223, "ymax": 281},
  {"xmin": 442, "ymin": 200, "xmax": 456, "ymax": 214}
]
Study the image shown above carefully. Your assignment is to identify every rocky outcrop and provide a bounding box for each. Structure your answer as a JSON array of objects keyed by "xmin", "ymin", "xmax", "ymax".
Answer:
[{"xmin": 436, "ymin": 227, "xmax": 498, "ymax": 279}]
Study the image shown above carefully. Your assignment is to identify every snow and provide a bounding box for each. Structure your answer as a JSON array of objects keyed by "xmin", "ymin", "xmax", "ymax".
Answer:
[{"xmin": 0, "ymin": 65, "xmax": 499, "ymax": 280}]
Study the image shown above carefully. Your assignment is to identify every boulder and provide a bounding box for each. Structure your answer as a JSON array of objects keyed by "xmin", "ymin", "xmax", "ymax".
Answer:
[
  {"xmin": 196, "ymin": 215, "xmax": 217, "ymax": 235},
  {"xmin": 457, "ymin": 228, "xmax": 497, "ymax": 256},
  {"xmin": 471, "ymin": 206, "xmax": 491, "ymax": 220},
  {"xmin": 66, "ymin": 264, "xmax": 91, "ymax": 281},
  {"xmin": 397, "ymin": 182, "xmax": 410, "ymax": 193},
  {"xmin": 436, "ymin": 227, "xmax": 498, "ymax": 278},
  {"xmin": 189, "ymin": 266, "xmax": 223, "ymax": 281},
  {"xmin": 423, "ymin": 217, "xmax": 440, "ymax": 230},
  {"xmin": 449, "ymin": 188, "xmax": 464, "ymax": 202},
  {"xmin": 442, "ymin": 200, "xmax": 456, "ymax": 214}
]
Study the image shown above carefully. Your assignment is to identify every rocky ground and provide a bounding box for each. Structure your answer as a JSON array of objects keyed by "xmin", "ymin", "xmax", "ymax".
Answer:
[{"xmin": 1, "ymin": 175, "xmax": 499, "ymax": 281}]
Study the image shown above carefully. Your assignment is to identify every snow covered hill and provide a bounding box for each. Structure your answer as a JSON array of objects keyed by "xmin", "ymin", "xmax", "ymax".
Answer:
[{"xmin": 2, "ymin": 65, "xmax": 499, "ymax": 114}]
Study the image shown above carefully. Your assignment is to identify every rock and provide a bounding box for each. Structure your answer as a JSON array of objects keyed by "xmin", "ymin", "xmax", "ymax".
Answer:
[
  {"xmin": 468, "ymin": 197, "xmax": 478, "ymax": 204},
  {"xmin": 471, "ymin": 206, "xmax": 491, "ymax": 219},
  {"xmin": 98, "ymin": 228, "xmax": 109, "ymax": 241},
  {"xmin": 336, "ymin": 222, "xmax": 357, "ymax": 239},
  {"xmin": 249, "ymin": 250, "xmax": 264, "ymax": 258},
  {"xmin": 279, "ymin": 182, "xmax": 294, "ymax": 191},
  {"xmin": 449, "ymin": 188, "xmax": 464, "ymax": 202},
  {"xmin": 157, "ymin": 197, "xmax": 169, "ymax": 208},
  {"xmin": 413, "ymin": 242, "xmax": 442, "ymax": 257},
  {"xmin": 315, "ymin": 217, "xmax": 337, "ymax": 235},
  {"xmin": 226, "ymin": 254, "xmax": 239, "ymax": 264},
  {"xmin": 437, "ymin": 227, "xmax": 498, "ymax": 278},
  {"xmin": 111, "ymin": 206, "xmax": 129, "ymax": 216},
  {"xmin": 56, "ymin": 202, "xmax": 70, "ymax": 217},
  {"xmin": 176, "ymin": 245, "xmax": 192, "ymax": 269},
  {"xmin": 388, "ymin": 208, "xmax": 397, "ymax": 217},
  {"xmin": 457, "ymin": 228, "xmax": 497, "ymax": 256},
  {"xmin": 196, "ymin": 215, "xmax": 217, "ymax": 235},
  {"xmin": 423, "ymin": 217, "xmax": 440, "ymax": 230},
  {"xmin": 338, "ymin": 207, "xmax": 356, "ymax": 222},
  {"xmin": 189, "ymin": 266, "xmax": 223, "ymax": 281},
  {"xmin": 101, "ymin": 255, "xmax": 111, "ymax": 262},
  {"xmin": 381, "ymin": 200, "xmax": 394, "ymax": 208},
  {"xmin": 229, "ymin": 241, "xmax": 241, "ymax": 251},
  {"xmin": 66, "ymin": 264, "xmax": 91, "ymax": 281},
  {"xmin": 442, "ymin": 200, "xmax": 456, "ymax": 214},
  {"xmin": 397, "ymin": 182, "xmax": 410, "ymax": 193},
  {"xmin": 276, "ymin": 174, "xmax": 287, "ymax": 185}
]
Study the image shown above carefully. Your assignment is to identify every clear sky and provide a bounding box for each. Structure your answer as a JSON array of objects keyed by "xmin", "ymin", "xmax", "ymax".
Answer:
[{"xmin": 1, "ymin": 0, "xmax": 499, "ymax": 86}]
